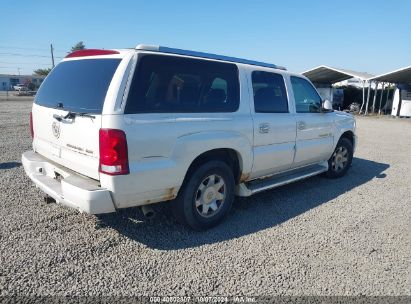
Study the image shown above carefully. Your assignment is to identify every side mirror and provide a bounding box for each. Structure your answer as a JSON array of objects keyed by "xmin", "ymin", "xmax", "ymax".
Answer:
[{"xmin": 322, "ymin": 99, "xmax": 333, "ymax": 111}]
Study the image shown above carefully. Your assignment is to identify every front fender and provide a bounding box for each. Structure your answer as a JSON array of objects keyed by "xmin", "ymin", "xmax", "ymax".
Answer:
[{"xmin": 333, "ymin": 112, "xmax": 356, "ymax": 150}]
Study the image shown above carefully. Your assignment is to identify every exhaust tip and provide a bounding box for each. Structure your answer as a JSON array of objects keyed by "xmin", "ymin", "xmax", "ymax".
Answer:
[
  {"xmin": 44, "ymin": 195, "xmax": 56, "ymax": 204},
  {"xmin": 141, "ymin": 205, "xmax": 156, "ymax": 219}
]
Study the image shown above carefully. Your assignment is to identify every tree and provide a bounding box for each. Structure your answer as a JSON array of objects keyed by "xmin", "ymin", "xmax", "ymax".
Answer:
[
  {"xmin": 32, "ymin": 41, "xmax": 86, "ymax": 76},
  {"xmin": 27, "ymin": 81, "xmax": 35, "ymax": 91},
  {"xmin": 71, "ymin": 41, "xmax": 86, "ymax": 52},
  {"xmin": 33, "ymin": 68, "xmax": 52, "ymax": 76}
]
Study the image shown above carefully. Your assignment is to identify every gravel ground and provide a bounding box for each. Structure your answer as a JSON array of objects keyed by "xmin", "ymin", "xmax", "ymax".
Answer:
[
  {"xmin": 0, "ymin": 92, "xmax": 34, "ymax": 102},
  {"xmin": 0, "ymin": 100, "xmax": 410, "ymax": 296}
]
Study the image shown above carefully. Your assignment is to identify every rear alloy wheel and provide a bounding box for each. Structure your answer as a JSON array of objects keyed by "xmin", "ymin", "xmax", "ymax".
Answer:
[
  {"xmin": 173, "ymin": 160, "xmax": 234, "ymax": 230},
  {"xmin": 326, "ymin": 137, "xmax": 353, "ymax": 178},
  {"xmin": 195, "ymin": 174, "xmax": 226, "ymax": 218}
]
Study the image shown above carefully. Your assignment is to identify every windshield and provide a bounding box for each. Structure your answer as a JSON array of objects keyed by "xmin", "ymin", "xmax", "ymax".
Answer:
[{"xmin": 35, "ymin": 59, "xmax": 121, "ymax": 114}]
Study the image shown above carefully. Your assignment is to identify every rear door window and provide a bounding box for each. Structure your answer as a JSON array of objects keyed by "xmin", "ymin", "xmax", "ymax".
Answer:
[
  {"xmin": 252, "ymin": 71, "xmax": 288, "ymax": 113},
  {"xmin": 35, "ymin": 59, "xmax": 121, "ymax": 114},
  {"xmin": 125, "ymin": 55, "xmax": 240, "ymax": 113}
]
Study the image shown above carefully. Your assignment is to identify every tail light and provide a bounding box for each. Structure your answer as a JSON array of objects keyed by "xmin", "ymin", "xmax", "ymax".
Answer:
[
  {"xmin": 29, "ymin": 112, "xmax": 34, "ymax": 139},
  {"xmin": 99, "ymin": 129, "xmax": 129, "ymax": 175}
]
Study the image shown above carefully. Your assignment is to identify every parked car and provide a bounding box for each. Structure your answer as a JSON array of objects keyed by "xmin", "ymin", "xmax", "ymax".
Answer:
[
  {"xmin": 22, "ymin": 45, "xmax": 356, "ymax": 230},
  {"xmin": 13, "ymin": 84, "xmax": 28, "ymax": 91}
]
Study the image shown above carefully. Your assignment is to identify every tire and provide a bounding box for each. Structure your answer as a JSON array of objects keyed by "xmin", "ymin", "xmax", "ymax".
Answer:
[
  {"xmin": 173, "ymin": 160, "xmax": 235, "ymax": 230},
  {"xmin": 325, "ymin": 137, "xmax": 353, "ymax": 178}
]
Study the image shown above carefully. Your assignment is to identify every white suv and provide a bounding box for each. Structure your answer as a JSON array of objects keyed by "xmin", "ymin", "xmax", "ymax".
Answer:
[{"xmin": 22, "ymin": 45, "xmax": 356, "ymax": 230}]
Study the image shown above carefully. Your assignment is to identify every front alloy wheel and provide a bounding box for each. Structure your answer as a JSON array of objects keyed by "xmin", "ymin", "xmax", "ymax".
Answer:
[
  {"xmin": 326, "ymin": 137, "xmax": 353, "ymax": 178},
  {"xmin": 331, "ymin": 146, "xmax": 349, "ymax": 173}
]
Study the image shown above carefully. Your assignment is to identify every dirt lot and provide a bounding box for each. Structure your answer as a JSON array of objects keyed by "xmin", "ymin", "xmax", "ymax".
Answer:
[{"xmin": 0, "ymin": 100, "xmax": 410, "ymax": 296}]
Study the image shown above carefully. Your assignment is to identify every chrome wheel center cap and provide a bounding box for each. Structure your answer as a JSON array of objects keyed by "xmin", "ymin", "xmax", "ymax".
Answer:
[{"xmin": 204, "ymin": 188, "xmax": 216, "ymax": 204}]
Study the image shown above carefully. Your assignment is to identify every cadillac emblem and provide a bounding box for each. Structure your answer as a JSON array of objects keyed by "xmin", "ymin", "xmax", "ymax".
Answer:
[{"xmin": 52, "ymin": 121, "xmax": 61, "ymax": 139}]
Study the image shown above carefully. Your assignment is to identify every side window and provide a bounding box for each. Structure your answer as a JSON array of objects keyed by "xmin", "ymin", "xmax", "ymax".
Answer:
[
  {"xmin": 290, "ymin": 76, "xmax": 322, "ymax": 113},
  {"xmin": 125, "ymin": 55, "xmax": 239, "ymax": 113},
  {"xmin": 251, "ymin": 71, "xmax": 288, "ymax": 113},
  {"xmin": 209, "ymin": 77, "xmax": 228, "ymax": 101}
]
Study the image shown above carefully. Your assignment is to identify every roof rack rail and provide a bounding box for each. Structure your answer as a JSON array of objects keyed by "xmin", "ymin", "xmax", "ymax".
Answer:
[{"xmin": 135, "ymin": 44, "xmax": 286, "ymax": 70}]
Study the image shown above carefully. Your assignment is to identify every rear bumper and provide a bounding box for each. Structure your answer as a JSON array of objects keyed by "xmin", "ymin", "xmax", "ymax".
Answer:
[{"xmin": 22, "ymin": 151, "xmax": 116, "ymax": 214}]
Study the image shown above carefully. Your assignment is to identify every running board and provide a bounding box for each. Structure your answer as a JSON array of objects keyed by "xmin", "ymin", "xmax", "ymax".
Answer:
[{"xmin": 236, "ymin": 163, "xmax": 328, "ymax": 197}]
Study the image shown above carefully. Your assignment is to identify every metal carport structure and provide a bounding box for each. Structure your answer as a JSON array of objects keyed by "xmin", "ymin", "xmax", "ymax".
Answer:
[
  {"xmin": 369, "ymin": 66, "xmax": 411, "ymax": 116},
  {"xmin": 302, "ymin": 65, "xmax": 375, "ymax": 113},
  {"xmin": 302, "ymin": 65, "xmax": 373, "ymax": 84},
  {"xmin": 369, "ymin": 65, "xmax": 411, "ymax": 84}
]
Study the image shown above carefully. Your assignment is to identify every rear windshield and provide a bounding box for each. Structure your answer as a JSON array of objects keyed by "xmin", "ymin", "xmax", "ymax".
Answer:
[{"xmin": 35, "ymin": 59, "xmax": 121, "ymax": 114}]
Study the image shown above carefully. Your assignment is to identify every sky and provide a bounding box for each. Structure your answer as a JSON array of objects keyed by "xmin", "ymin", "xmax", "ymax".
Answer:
[{"xmin": 0, "ymin": 0, "xmax": 410, "ymax": 76}]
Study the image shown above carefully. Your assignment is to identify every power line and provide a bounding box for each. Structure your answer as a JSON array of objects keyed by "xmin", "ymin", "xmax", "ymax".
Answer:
[
  {"xmin": 0, "ymin": 52, "xmax": 63, "ymax": 59},
  {"xmin": 0, "ymin": 45, "xmax": 66, "ymax": 54},
  {"xmin": 51, "ymin": 44, "xmax": 55, "ymax": 68},
  {"xmin": 0, "ymin": 61, "xmax": 51, "ymax": 65},
  {"xmin": 0, "ymin": 66, "xmax": 46, "ymax": 70}
]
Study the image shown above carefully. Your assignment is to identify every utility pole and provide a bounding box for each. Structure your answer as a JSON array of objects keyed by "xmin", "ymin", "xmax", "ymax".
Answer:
[{"xmin": 50, "ymin": 44, "xmax": 55, "ymax": 68}]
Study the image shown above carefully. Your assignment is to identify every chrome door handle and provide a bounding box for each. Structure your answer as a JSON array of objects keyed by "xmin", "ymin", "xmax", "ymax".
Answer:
[
  {"xmin": 297, "ymin": 121, "xmax": 306, "ymax": 130},
  {"xmin": 259, "ymin": 123, "xmax": 271, "ymax": 133}
]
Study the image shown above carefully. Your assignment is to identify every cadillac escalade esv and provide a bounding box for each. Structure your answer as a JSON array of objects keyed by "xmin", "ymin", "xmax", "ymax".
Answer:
[{"xmin": 22, "ymin": 45, "xmax": 356, "ymax": 230}]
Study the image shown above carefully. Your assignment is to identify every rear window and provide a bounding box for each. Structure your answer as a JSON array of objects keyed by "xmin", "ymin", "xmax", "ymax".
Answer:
[
  {"xmin": 125, "ymin": 55, "xmax": 240, "ymax": 113},
  {"xmin": 35, "ymin": 59, "xmax": 121, "ymax": 114}
]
